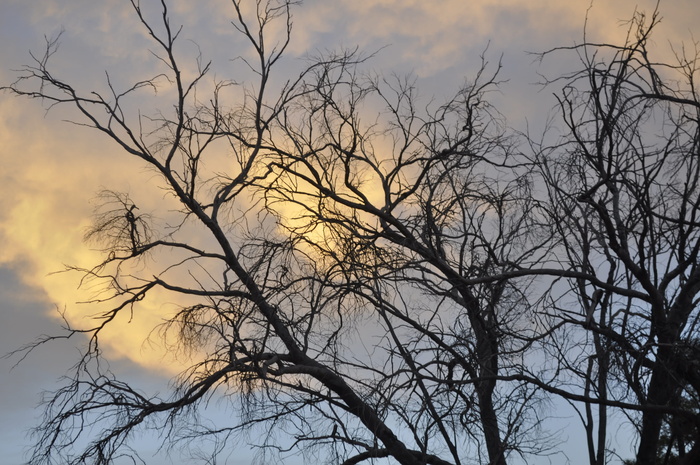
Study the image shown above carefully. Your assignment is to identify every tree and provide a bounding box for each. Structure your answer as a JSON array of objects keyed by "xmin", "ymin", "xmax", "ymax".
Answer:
[
  {"xmin": 533, "ymin": 8, "xmax": 700, "ymax": 465},
  {"xmin": 4, "ymin": 1, "xmax": 700, "ymax": 465},
  {"xmin": 261, "ymin": 48, "xmax": 549, "ymax": 465},
  {"xmin": 4, "ymin": 1, "xmax": 544, "ymax": 464}
]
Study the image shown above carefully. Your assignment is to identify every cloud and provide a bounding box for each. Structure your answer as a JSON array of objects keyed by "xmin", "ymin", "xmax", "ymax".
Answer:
[
  {"xmin": 289, "ymin": 0, "xmax": 694, "ymax": 79},
  {"xmin": 0, "ymin": 94, "xmax": 183, "ymax": 370},
  {"xmin": 1, "ymin": 0, "xmax": 697, "ymax": 376}
]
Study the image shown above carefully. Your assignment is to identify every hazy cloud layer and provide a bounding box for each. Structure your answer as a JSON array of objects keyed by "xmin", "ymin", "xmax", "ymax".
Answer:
[
  {"xmin": 1, "ymin": 0, "xmax": 696, "ymax": 379},
  {"xmin": 0, "ymin": 1, "xmax": 697, "ymax": 462}
]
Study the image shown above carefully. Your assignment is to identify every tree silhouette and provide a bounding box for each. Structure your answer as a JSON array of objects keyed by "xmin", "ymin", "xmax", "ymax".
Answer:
[
  {"xmin": 3, "ymin": 1, "xmax": 700, "ymax": 465},
  {"xmin": 533, "ymin": 8, "xmax": 700, "ymax": 465}
]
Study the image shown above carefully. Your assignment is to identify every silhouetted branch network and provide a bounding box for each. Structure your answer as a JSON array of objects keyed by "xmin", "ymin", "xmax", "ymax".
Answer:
[{"xmin": 3, "ymin": 1, "xmax": 700, "ymax": 465}]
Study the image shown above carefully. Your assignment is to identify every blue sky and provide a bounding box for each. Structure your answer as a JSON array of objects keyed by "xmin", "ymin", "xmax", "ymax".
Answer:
[{"xmin": 1, "ymin": 1, "xmax": 697, "ymax": 464}]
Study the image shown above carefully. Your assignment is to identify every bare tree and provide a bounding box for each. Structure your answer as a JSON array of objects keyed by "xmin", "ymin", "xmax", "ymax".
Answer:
[
  {"xmin": 6, "ymin": 1, "xmax": 700, "ymax": 465},
  {"xmin": 3, "ymin": 1, "xmax": 546, "ymax": 465},
  {"xmin": 260, "ymin": 48, "xmax": 552, "ymax": 465},
  {"xmin": 534, "ymin": 7, "xmax": 700, "ymax": 465}
]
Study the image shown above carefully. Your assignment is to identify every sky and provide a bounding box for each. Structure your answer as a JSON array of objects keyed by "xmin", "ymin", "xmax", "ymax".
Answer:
[{"xmin": 0, "ymin": 1, "xmax": 698, "ymax": 464}]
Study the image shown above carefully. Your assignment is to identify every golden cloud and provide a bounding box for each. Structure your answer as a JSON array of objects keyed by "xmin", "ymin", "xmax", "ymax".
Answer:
[{"xmin": 1, "ymin": 0, "xmax": 697, "ymax": 376}]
